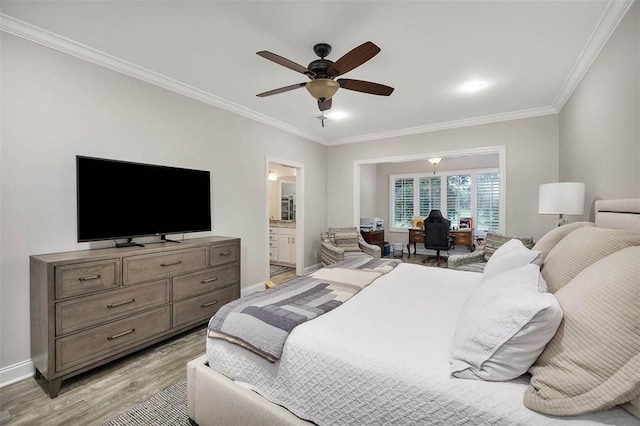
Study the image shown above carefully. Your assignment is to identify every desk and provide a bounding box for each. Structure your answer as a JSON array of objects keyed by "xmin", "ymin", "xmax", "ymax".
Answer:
[
  {"xmin": 360, "ymin": 229, "xmax": 385, "ymax": 252},
  {"xmin": 406, "ymin": 228, "xmax": 424, "ymax": 257},
  {"xmin": 407, "ymin": 227, "xmax": 474, "ymax": 256},
  {"xmin": 450, "ymin": 229, "xmax": 474, "ymax": 252}
]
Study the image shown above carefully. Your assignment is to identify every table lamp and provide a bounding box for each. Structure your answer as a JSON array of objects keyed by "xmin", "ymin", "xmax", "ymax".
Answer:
[{"xmin": 538, "ymin": 182, "xmax": 585, "ymax": 227}]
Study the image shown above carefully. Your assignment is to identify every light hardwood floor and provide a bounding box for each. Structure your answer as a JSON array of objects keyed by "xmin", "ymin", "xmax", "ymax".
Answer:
[{"xmin": 0, "ymin": 325, "xmax": 206, "ymax": 426}]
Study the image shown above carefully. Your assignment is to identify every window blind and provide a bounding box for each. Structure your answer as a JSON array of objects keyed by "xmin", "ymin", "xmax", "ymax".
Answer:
[
  {"xmin": 392, "ymin": 177, "xmax": 414, "ymax": 228},
  {"xmin": 418, "ymin": 176, "xmax": 441, "ymax": 217},
  {"xmin": 389, "ymin": 169, "xmax": 499, "ymax": 232},
  {"xmin": 476, "ymin": 173, "xmax": 500, "ymax": 231},
  {"xmin": 446, "ymin": 175, "xmax": 471, "ymax": 227}
]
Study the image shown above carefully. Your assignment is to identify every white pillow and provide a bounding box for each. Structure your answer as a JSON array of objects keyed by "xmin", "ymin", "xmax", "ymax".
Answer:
[
  {"xmin": 482, "ymin": 238, "xmax": 541, "ymax": 283},
  {"xmin": 450, "ymin": 264, "xmax": 563, "ymax": 381}
]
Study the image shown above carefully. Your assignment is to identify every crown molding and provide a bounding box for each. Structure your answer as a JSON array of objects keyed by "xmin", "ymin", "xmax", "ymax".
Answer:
[
  {"xmin": 0, "ymin": 13, "xmax": 327, "ymax": 145},
  {"xmin": 552, "ymin": 0, "xmax": 635, "ymax": 111},
  {"xmin": 329, "ymin": 106, "xmax": 557, "ymax": 146}
]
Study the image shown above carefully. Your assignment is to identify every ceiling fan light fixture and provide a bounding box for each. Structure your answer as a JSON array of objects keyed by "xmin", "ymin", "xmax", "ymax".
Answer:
[
  {"xmin": 428, "ymin": 157, "xmax": 442, "ymax": 175},
  {"xmin": 306, "ymin": 78, "xmax": 339, "ymax": 101}
]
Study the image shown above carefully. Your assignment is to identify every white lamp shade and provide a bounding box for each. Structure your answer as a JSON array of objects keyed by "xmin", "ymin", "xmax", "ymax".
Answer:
[{"xmin": 538, "ymin": 182, "xmax": 585, "ymax": 215}]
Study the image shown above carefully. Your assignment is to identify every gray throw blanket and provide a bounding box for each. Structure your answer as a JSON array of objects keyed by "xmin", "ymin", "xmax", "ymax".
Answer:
[{"xmin": 208, "ymin": 257, "xmax": 400, "ymax": 362}]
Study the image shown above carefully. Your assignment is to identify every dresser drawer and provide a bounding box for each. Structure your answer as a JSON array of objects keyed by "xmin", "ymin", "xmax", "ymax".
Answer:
[
  {"xmin": 55, "ymin": 259, "xmax": 121, "ymax": 299},
  {"xmin": 410, "ymin": 229, "xmax": 424, "ymax": 243},
  {"xmin": 173, "ymin": 265, "xmax": 238, "ymax": 301},
  {"xmin": 123, "ymin": 247, "xmax": 208, "ymax": 285},
  {"xmin": 55, "ymin": 280, "xmax": 170, "ymax": 336},
  {"xmin": 55, "ymin": 306, "xmax": 171, "ymax": 372},
  {"xmin": 210, "ymin": 243, "xmax": 239, "ymax": 266},
  {"xmin": 173, "ymin": 286, "xmax": 237, "ymax": 328}
]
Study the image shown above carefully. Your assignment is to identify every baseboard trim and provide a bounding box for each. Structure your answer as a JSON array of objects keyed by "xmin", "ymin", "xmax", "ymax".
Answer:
[
  {"xmin": 241, "ymin": 281, "xmax": 266, "ymax": 297},
  {"xmin": 304, "ymin": 263, "xmax": 321, "ymax": 275},
  {"xmin": 0, "ymin": 359, "xmax": 34, "ymax": 388}
]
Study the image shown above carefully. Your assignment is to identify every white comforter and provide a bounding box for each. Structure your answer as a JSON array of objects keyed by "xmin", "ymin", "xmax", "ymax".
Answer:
[{"xmin": 206, "ymin": 263, "xmax": 637, "ymax": 425}]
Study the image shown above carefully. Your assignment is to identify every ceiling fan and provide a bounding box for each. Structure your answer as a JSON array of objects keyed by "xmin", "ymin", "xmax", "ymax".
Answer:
[{"xmin": 256, "ymin": 41, "xmax": 394, "ymax": 115}]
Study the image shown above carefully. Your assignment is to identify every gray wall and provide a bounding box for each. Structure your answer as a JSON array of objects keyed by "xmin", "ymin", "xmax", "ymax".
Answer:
[
  {"xmin": 559, "ymin": 1, "xmax": 640, "ymax": 220},
  {"xmin": 1, "ymin": 34, "xmax": 327, "ymax": 371},
  {"xmin": 359, "ymin": 164, "xmax": 378, "ymax": 218}
]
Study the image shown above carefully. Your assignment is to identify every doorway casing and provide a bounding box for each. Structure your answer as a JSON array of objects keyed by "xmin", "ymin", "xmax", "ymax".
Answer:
[
  {"xmin": 265, "ymin": 156, "xmax": 305, "ymax": 279},
  {"xmin": 352, "ymin": 145, "xmax": 507, "ymax": 234}
]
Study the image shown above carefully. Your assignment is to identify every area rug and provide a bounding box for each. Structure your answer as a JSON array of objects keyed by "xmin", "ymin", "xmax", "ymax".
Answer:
[
  {"xmin": 103, "ymin": 379, "xmax": 190, "ymax": 426},
  {"xmin": 404, "ymin": 255, "xmax": 448, "ymax": 268}
]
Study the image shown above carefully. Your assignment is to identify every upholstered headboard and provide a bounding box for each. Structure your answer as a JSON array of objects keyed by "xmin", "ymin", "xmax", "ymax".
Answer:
[
  {"xmin": 595, "ymin": 198, "xmax": 640, "ymax": 232},
  {"xmin": 595, "ymin": 198, "xmax": 640, "ymax": 418}
]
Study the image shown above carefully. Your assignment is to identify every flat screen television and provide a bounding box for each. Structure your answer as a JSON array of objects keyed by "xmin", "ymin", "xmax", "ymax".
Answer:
[{"xmin": 76, "ymin": 156, "xmax": 211, "ymax": 246}]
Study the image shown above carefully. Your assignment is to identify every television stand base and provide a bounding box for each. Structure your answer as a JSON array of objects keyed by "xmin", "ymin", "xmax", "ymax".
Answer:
[
  {"xmin": 161, "ymin": 235, "xmax": 182, "ymax": 244},
  {"xmin": 115, "ymin": 238, "xmax": 145, "ymax": 248}
]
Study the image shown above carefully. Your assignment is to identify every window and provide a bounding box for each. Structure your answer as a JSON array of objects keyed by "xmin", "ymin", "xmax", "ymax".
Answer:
[
  {"xmin": 389, "ymin": 168, "xmax": 499, "ymax": 232},
  {"xmin": 418, "ymin": 176, "xmax": 441, "ymax": 217},
  {"xmin": 476, "ymin": 173, "xmax": 500, "ymax": 232},
  {"xmin": 446, "ymin": 175, "xmax": 471, "ymax": 227},
  {"xmin": 391, "ymin": 177, "xmax": 414, "ymax": 228}
]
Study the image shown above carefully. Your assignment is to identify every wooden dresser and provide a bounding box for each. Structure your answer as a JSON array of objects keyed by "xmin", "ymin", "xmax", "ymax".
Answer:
[{"xmin": 30, "ymin": 236, "xmax": 240, "ymax": 397}]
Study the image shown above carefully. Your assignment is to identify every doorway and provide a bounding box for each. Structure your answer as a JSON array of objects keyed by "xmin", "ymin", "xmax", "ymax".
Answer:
[
  {"xmin": 353, "ymin": 146, "xmax": 506, "ymax": 255},
  {"xmin": 266, "ymin": 158, "xmax": 304, "ymax": 283}
]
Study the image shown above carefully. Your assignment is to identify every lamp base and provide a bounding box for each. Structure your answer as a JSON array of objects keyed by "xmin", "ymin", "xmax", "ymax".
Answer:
[{"xmin": 553, "ymin": 214, "xmax": 567, "ymax": 227}]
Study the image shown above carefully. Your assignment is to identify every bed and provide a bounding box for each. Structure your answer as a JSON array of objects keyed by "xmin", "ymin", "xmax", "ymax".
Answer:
[{"xmin": 187, "ymin": 198, "xmax": 640, "ymax": 425}]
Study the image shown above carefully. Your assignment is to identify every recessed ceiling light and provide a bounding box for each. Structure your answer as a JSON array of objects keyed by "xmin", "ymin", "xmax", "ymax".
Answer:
[{"xmin": 459, "ymin": 80, "xmax": 487, "ymax": 93}]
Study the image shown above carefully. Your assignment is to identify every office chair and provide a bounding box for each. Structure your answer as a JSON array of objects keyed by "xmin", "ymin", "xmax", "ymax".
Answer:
[{"xmin": 423, "ymin": 210, "xmax": 451, "ymax": 266}]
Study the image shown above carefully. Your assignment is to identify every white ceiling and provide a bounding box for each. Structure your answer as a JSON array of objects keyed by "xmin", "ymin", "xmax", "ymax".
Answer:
[{"xmin": 0, "ymin": 1, "xmax": 632, "ymax": 145}]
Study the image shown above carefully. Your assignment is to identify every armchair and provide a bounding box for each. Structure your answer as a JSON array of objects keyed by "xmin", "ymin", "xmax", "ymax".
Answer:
[
  {"xmin": 447, "ymin": 232, "xmax": 534, "ymax": 272},
  {"xmin": 321, "ymin": 227, "xmax": 381, "ymax": 266}
]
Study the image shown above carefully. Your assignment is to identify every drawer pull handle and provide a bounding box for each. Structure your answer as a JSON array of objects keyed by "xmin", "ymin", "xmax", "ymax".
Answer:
[
  {"xmin": 160, "ymin": 261, "xmax": 182, "ymax": 267},
  {"xmin": 201, "ymin": 277, "xmax": 218, "ymax": 284},
  {"xmin": 107, "ymin": 329, "xmax": 135, "ymax": 340},
  {"xmin": 201, "ymin": 300, "xmax": 218, "ymax": 308},
  {"xmin": 219, "ymin": 251, "xmax": 231, "ymax": 256},
  {"xmin": 106, "ymin": 299, "xmax": 136, "ymax": 309},
  {"xmin": 79, "ymin": 274, "xmax": 101, "ymax": 281}
]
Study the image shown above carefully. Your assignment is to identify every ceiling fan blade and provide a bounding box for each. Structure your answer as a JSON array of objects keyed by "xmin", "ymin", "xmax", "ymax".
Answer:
[
  {"xmin": 337, "ymin": 79, "xmax": 394, "ymax": 96},
  {"xmin": 327, "ymin": 41, "xmax": 381, "ymax": 77},
  {"xmin": 256, "ymin": 82, "xmax": 306, "ymax": 97},
  {"xmin": 318, "ymin": 98, "xmax": 332, "ymax": 111},
  {"xmin": 257, "ymin": 51, "xmax": 315, "ymax": 77}
]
